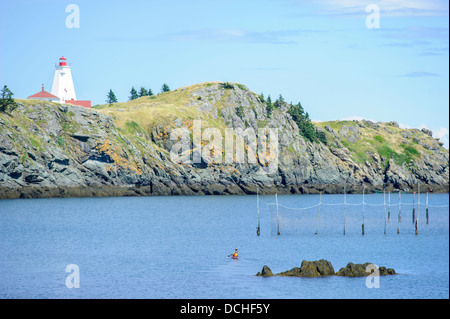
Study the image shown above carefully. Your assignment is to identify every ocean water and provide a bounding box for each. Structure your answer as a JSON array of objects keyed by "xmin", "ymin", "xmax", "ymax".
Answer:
[{"xmin": 0, "ymin": 193, "xmax": 448, "ymax": 299}]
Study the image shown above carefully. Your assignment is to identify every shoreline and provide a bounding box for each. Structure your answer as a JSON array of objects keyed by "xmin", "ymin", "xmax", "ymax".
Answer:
[{"xmin": 1, "ymin": 183, "xmax": 448, "ymax": 200}]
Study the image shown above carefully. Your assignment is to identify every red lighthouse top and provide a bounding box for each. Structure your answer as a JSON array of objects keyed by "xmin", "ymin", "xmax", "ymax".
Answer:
[{"xmin": 59, "ymin": 56, "xmax": 67, "ymax": 66}]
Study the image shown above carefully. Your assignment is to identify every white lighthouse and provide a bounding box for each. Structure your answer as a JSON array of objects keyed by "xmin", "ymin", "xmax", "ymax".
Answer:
[{"xmin": 51, "ymin": 56, "xmax": 77, "ymax": 103}]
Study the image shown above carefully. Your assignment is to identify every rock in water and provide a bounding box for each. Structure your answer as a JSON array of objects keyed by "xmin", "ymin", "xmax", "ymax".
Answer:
[
  {"xmin": 256, "ymin": 265, "xmax": 273, "ymax": 277},
  {"xmin": 278, "ymin": 259, "xmax": 335, "ymax": 277},
  {"xmin": 335, "ymin": 262, "xmax": 396, "ymax": 277}
]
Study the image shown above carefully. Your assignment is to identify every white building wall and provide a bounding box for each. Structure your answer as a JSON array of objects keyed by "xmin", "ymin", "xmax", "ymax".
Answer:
[{"xmin": 51, "ymin": 65, "xmax": 77, "ymax": 103}]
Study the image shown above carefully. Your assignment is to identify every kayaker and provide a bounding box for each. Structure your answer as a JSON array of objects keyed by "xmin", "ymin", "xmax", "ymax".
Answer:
[{"xmin": 232, "ymin": 248, "xmax": 239, "ymax": 258}]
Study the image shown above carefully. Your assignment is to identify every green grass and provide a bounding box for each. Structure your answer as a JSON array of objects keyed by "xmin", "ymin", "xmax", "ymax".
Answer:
[
  {"xmin": 315, "ymin": 120, "xmax": 427, "ymax": 167},
  {"xmin": 373, "ymin": 135, "xmax": 385, "ymax": 143},
  {"xmin": 125, "ymin": 121, "xmax": 143, "ymax": 134},
  {"xmin": 29, "ymin": 136, "xmax": 42, "ymax": 151},
  {"xmin": 402, "ymin": 144, "xmax": 419, "ymax": 157},
  {"xmin": 57, "ymin": 136, "xmax": 65, "ymax": 147}
]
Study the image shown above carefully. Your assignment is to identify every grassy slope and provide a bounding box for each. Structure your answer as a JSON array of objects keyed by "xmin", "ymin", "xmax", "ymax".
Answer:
[
  {"xmin": 94, "ymin": 82, "xmax": 234, "ymax": 135},
  {"xmin": 314, "ymin": 120, "xmax": 441, "ymax": 168}
]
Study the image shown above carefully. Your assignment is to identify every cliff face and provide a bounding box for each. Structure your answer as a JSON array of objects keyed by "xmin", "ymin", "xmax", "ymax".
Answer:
[{"xmin": 0, "ymin": 82, "xmax": 448, "ymax": 198}]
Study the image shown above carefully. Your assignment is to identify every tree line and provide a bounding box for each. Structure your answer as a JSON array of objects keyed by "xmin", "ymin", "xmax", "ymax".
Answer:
[
  {"xmin": 259, "ymin": 92, "xmax": 327, "ymax": 144},
  {"xmin": 106, "ymin": 83, "xmax": 170, "ymax": 105}
]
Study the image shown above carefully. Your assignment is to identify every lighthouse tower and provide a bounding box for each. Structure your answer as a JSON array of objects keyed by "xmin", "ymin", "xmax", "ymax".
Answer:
[
  {"xmin": 51, "ymin": 56, "xmax": 77, "ymax": 103},
  {"xmin": 27, "ymin": 56, "xmax": 91, "ymax": 108}
]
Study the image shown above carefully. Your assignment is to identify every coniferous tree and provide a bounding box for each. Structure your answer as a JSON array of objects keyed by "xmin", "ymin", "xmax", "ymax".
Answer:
[
  {"xmin": 287, "ymin": 101, "xmax": 321, "ymax": 143},
  {"xmin": 259, "ymin": 92, "xmax": 265, "ymax": 102},
  {"xmin": 106, "ymin": 89, "xmax": 118, "ymax": 105},
  {"xmin": 274, "ymin": 94, "xmax": 285, "ymax": 108},
  {"xmin": 129, "ymin": 87, "xmax": 139, "ymax": 100},
  {"xmin": 139, "ymin": 87, "xmax": 148, "ymax": 97},
  {"xmin": 0, "ymin": 85, "xmax": 17, "ymax": 113},
  {"xmin": 148, "ymin": 88, "xmax": 154, "ymax": 96},
  {"xmin": 266, "ymin": 95, "xmax": 275, "ymax": 117},
  {"xmin": 161, "ymin": 83, "xmax": 170, "ymax": 93}
]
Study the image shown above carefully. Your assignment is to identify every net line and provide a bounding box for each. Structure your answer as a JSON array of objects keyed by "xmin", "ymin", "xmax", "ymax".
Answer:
[
  {"xmin": 262, "ymin": 193, "xmax": 448, "ymax": 236},
  {"xmin": 267, "ymin": 201, "xmax": 449, "ymax": 210}
]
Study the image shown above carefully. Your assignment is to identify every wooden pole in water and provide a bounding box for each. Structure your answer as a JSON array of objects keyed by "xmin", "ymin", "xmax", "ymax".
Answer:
[
  {"xmin": 426, "ymin": 192, "xmax": 429, "ymax": 224},
  {"xmin": 362, "ymin": 187, "xmax": 365, "ymax": 236},
  {"xmin": 343, "ymin": 185, "xmax": 346, "ymax": 236},
  {"xmin": 256, "ymin": 188, "xmax": 260, "ymax": 236},
  {"xmin": 412, "ymin": 191, "xmax": 416, "ymax": 224},
  {"xmin": 416, "ymin": 184, "xmax": 420, "ymax": 235},
  {"xmin": 388, "ymin": 191, "xmax": 391, "ymax": 222},
  {"xmin": 383, "ymin": 189, "xmax": 387, "ymax": 235},
  {"xmin": 276, "ymin": 193, "xmax": 280, "ymax": 236},
  {"xmin": 397, "ymin": 191, "xmax": 401, "ymax": 234},
  {"xmin": 315, "ymin": 192, "xmax": 322, "ymax": 235},
  {"xmin": 397, "ymin": 190, "xmax": 402, "ymax": 234}
]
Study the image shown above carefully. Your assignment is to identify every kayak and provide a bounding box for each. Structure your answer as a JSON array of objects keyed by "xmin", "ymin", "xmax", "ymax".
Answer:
[{"xmin": 232, "ymin": 255, "xmax": 239, "ymax": 260}]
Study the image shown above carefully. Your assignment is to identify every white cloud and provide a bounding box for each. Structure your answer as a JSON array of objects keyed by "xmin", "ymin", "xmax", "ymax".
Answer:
[
  {"xmin": 398, "ymin": 123, "xmax": 412, "ymax": 129},
  {"xmin": 339, "ymin": 115, "xmax": 377, "ymax": 122},
  {"xmin": 434, "ymin": 127, "xmax": 449, "ymax": 139},
  {"xmin": 314, "ymin": 0, "xmax": 449, "ymax": 17}
]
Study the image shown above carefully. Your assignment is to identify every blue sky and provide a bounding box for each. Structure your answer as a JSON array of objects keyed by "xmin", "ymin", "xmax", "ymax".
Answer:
[{"xmin": 0, "ymin": 0, "xmax": 448, "ymax": 146}]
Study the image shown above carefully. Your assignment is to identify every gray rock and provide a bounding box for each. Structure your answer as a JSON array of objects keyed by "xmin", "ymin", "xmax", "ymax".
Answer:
[
  {"xmin": 277, "ymin": 259, "xmax": 335, "ymax": 277},
  {"xmin": 335, "ymin": 262, "xmax": 396, "ymax": 277},
  {"xmin": 422, "ymin": 128, "xmax": 433, "ymax": 137},
  {"xmin": 256, "ymin": 265, "xmax": 273, "ymax": 277}
]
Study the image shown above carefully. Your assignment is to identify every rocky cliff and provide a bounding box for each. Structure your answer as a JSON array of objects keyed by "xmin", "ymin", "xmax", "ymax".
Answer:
[{"xmin": 0, "ymin": 82, "xmax": 448, "ymax": 199}]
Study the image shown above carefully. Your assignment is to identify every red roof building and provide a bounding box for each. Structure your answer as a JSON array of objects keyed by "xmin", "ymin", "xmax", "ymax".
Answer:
[
  {"xmin": 28, "ymin": 85, "xmax": 60, "ymax": 102},
  {"xmin": 65, "ymin": 99, "xmax": 91, "ymax": 108}
]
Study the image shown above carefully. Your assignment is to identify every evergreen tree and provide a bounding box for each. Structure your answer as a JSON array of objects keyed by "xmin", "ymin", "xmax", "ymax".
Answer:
[
  {"xmin": 161, "ymin": 83, "xmax": 170, "ymax": 93},
  {"xmin": 106, "ymin": 89, "xmax": 118, "ymax": 105},
  {"xmin": 139, "ymin": 87, "xmax": 148, "ymax": 97},
  {"xmin": 274, "ymin": 94, "xmax": 284, "ymax": 108},
  {"xmin": 266, "ymin": 95, "xmax": 275, "ymax": 117},
  {"xmin": 129, "ymin": 87, "xmax": 139, "ymax": 100},
  {"xmin": 316, "ymin": 129, "xmax": 328, "ymax": 145},
  {"xmin": 287, "ymin": 101, "xmax": 318, "ymax": 143},
  {"xmin": 148, "ymin": 88, "xmax": 154, "ymax": 96},
  {"xmin": 0, "ymin": 85, "xmax": 17, "ymax": 113}
]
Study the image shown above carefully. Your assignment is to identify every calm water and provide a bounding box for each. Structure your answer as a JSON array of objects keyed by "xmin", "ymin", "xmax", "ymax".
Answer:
[{"xmin": 0, "ymin": 193, "xmax": 448, "ymax": 299}]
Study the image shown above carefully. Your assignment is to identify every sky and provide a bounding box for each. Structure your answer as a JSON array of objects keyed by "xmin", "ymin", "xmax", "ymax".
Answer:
[{"xmin": 0, "ymin": 0, "xmax": 448, "ymax": 147}]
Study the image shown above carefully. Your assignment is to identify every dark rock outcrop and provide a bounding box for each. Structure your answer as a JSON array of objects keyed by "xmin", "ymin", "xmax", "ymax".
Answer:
[
  {"xmin": 256, "ymin": 260, "xmax": 396, "ymax": 278},
  {"xmin": 335, "ymin": 262, "xmax": 396, "ymax": 277},
  {"xmin": 277, "ymin": 259, "xmax": 335, "ymax": 277},
  {"xmin": 256, "ymin": 265, "xmax": 273, "ymax": 277}
]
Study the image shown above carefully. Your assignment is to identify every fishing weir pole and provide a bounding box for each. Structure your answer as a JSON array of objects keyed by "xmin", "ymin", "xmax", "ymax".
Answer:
[
  {"xmin": 315, "ymin": 192, "xmax": 322, "ymax": 235},
  {"xmin": 276, "ymin": 193, "xmax": 280, "ymax": 236},
  {"xmin": 415, "ymin": 184, "xmax": 420, "ymax": 235},
  {"xmin": 362, "ymin": 187, "xmax": 365, "ymax": 236},
  {"xmin": 256, "ymin": 188, "xmax": 260, "ymax": 236},
  {"xmin": 397, "ymin": 191, "xmax": 401, "ymax": 234},
  {"xmin": 383, "ymin": 190, "xmax": 387, "ymax": 235},
  {"xmin": 343, "ymin": 186, "xmax": 346, "ymax": 236},
  {"xmin": 388, "ymin": 191, "xmax": 391, "ymax": 222}
]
